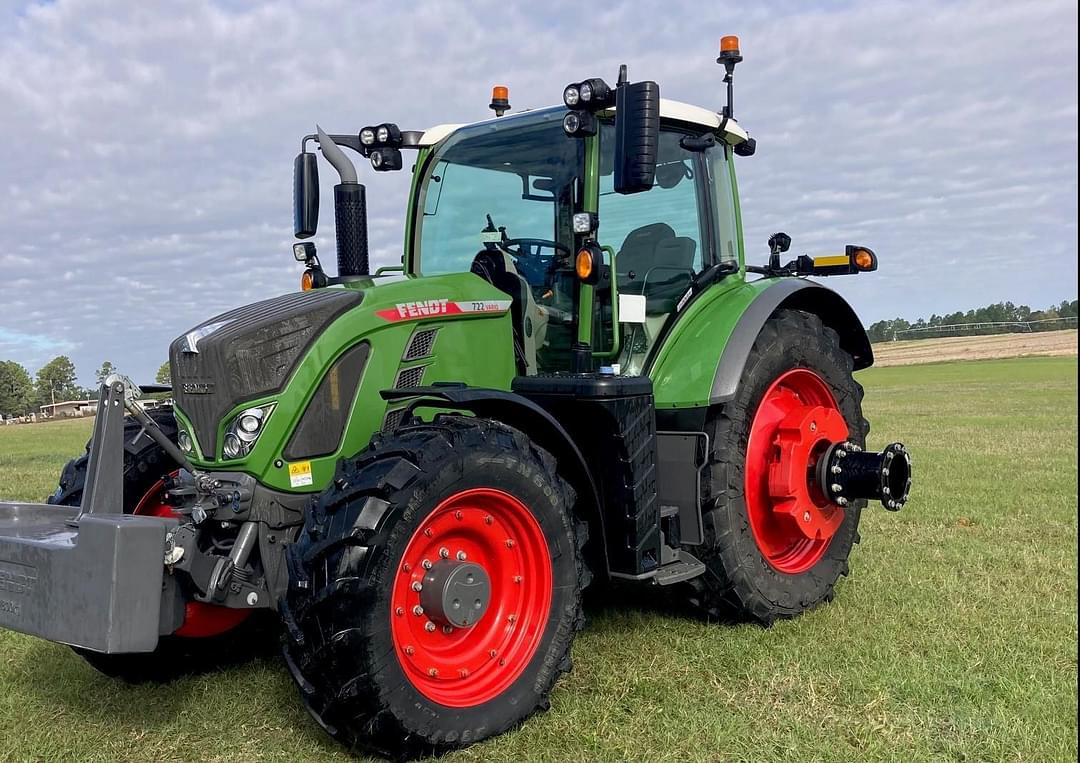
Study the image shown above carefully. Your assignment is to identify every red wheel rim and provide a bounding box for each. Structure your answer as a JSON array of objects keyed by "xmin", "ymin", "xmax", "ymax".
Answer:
[
  {"xmin": 390, "ymin": 488, "xmax": 553, "ymax": 707},
  {"xmin": 745, "ymin": 369, "xmax": 848, "ymax": 574},
  {"xmin": 134, "ymin": 475, "xmax": 251, "ymax": 638}
]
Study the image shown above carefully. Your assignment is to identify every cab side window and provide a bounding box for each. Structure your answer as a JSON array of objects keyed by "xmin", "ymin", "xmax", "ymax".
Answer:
[{"xmin": 599, "ymin": 126, "xmax": 711, "ymax": 372}]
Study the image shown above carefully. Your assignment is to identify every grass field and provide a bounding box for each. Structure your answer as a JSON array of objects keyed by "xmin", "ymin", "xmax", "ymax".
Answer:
[{"xmin": 0, "ymin": 357, "xmax": 1076, "ymax": 762}]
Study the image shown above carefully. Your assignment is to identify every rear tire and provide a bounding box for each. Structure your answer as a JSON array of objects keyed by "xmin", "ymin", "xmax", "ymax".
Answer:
[
  {"xmin": 281, "ymin": 415, "xmax": 587, "ymax": 758},
  {"xmin": 48, "ymin": 407, "xmax": 266, "ymax": 683},
  {"xmin": 685, "ymin": 309, "xmax": 868, "ymax": 625}
]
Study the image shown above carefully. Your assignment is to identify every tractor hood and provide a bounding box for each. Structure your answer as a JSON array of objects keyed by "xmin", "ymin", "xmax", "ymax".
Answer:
[{"xmin": 169, "ymin": 289, "xmax": 362, "ymax": 456}]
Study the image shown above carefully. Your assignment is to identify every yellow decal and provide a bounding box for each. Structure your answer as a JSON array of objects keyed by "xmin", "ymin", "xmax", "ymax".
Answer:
[
  {"xmin": 813, "ymin": 255, "xmax": 850, "ymax": 267},
  {"xmin": 288, "ymin": 461, "xmax": 313, "ymax": 488}
]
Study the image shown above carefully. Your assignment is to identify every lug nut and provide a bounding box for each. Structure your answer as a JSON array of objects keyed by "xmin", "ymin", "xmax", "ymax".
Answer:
[
  {"xmin": 425, "ymin": 622, "xmax": 436, "ymax": 632},
  {"xmin": 428, "ymin": 668, "xmax": 438, "ymax": 677},
  {"xmin": 422, "ymin": 559, "xmax": 432, "ymax": 570},
  {"xmin": 837, "ymin": 497, "xmax": 849, "ymax": 506},
  {"xmin": 413, "ymin": 605, "xmax": 424, "ymax": 616},
  {"xmin": 395, "ymin": 607, "xmax": 404, "ymax": 617},
  {"xmin": 513, "ymin": 575, "xmax": 523, "ymax": 584},
  {"xmin": 402, "ymin": 563, "xmax": 411, "ymax": 573},
  {"xmin": 810, "ymin": 421, "xmax": 817, "ymax": 432},
  {"xmin": 454, "ymin": 510, "xmax": 463, "ymax": 520},
  {"xmin": 883, "ymin": 486, "xmax": 891, "ymax": 496},
  {"xmin": 439, "ymin": 547, "xmax": 449, "ymax": 559},
  {"xmin": 404, "ymin": 646, "xmax": 415, "ymax": 656},
  {"xmin": 831, "ymin": 464, "xmax": 843, "ymax": 475},
  {"xmin": 499, "ymin": 658, "xmax": 506, "ymax": 667},
  {"xmin": 831, "ymin": 483, "xmax": 843, "ymax": 494},
  {"xmin": 456, "ymin": 550, "xmax": 467, "ymax": 561},
  {"xmin": 411, "ymin": 581, "xmax": 423, "ymax": 592},
  {"xmin": 489, "ymin": 649, "xmax": 498, "ymax": 658},
  {"xmin": 484, "ymin": 515, "xmax": 493, "ymax": 525},
  {"xmin": 507, "ymin": 614, "xmax": 516, "ymax": 623},
  {"xmin": 802, "ymin": 511, "xmax": 811, "ymax": 522},
  {"xmin": 505, "ymin": 539, "xmax": 515, "ymax": 549},
  {"xmin": 423, "ymin": 528, "xmax": 433, "ymax": 537},
  {"xmin": 442, "ymin": 625, "xmax": 454, "ymax": 634},
  {"xmin": 458, "ymin": 669, "xmax": 469, "ymax": 678}
]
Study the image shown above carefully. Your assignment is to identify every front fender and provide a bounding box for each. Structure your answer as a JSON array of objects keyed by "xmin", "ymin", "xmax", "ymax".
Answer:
[{"xmin": 647, "ymin": 277, "xmax": 872, "ymax": 409}]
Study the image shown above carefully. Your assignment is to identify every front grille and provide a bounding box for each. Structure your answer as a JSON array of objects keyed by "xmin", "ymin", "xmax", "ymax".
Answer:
[
  {"xmin": 403, "ymin": 328, "xmax": 438, "ymax": 361},
  {"xmin": 395, "ymin": 365, "xmax": 426, "ymax": 389},
  {"xmin": 170, "ymin": 289, "xmax": 362, "ymax": 456}
]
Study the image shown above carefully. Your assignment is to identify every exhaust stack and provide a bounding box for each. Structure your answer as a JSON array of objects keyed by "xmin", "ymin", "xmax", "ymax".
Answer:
[{"xmin": 315, "ymin": 126, "xmax": 369, "ymax": 278}]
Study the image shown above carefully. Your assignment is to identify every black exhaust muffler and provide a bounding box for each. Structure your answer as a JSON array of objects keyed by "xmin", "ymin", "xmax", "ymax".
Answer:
[{"xmin": 818, "ymin": 441, "xmax": 912, "ymax": 511}]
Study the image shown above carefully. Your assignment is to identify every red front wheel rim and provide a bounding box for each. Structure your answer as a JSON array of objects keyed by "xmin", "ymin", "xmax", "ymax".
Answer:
[
  {"xmin": 745, "ymin": 368, "xmax": 848, "ymax": 574},
  {"xmin": 134, "ymin": 475, "xmax": 251, "ymax": 638},
  {"xmin": 390, "ymin": 488, "xmax": 553, "ymax": 707}
]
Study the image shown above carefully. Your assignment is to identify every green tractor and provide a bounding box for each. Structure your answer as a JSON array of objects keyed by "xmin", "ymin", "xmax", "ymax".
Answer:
[{"xmin": 0, "ymin": 38, "xmax": 910, "ymax": 757}]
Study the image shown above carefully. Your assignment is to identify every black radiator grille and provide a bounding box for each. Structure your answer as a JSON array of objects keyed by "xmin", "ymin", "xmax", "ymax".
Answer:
[{"xmin": 170, "ymin": 289, "xmax": 362, "ymax": 457}]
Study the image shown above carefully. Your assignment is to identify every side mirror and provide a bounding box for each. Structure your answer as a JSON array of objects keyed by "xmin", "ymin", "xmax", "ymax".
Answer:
[
  {"xmin": 293, "ymin": 152, "xmax": 319, "ymax": 239},
  {"xmin": 613, "ymin": 80, "xmax": 660, "ymax": 194}
]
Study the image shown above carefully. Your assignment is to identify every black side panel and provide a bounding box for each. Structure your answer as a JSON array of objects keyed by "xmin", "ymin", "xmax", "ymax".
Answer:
[
  {"xmin": 513, "ymin": 374, "xmax": 661, "ymax": 576},
  {"xmin": 170, "ymin": 289, "xmax": 362, "ymax": 456},
  {"xmin": 284, "ymin": 342, "xmax": 370, "ymax": 460}
]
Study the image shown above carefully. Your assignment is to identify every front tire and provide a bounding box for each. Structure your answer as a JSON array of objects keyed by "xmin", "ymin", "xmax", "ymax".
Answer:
[
  {"xmin": 685, "ymin": 309, "xmax": 868, "ymax": 625},
  {"xmin": 282, "ymin": 415, "xmax": 587, "ymax": 758}
]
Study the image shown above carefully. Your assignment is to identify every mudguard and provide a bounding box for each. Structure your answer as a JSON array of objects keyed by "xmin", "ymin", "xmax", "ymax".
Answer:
[
  {"xmin": 380, "ymin": 386, "xmax": 610, "ymax": 575},
  {"xmin": 647, "ymin": 278, "xmax": 873, "ymax": 409}
]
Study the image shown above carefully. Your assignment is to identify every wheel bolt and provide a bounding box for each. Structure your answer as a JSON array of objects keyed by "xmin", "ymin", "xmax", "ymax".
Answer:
[
  {"xmin": 428, "ymin": 667, "xmax": 438, "ymax": 677},
  {"xmin": 395, "ymin": 607, "xmax": 404, "ymax": 617},
  {"xmin": 456, "ymin": 550, "xmax": 467, "ymax": 561},
  {"xmin": 422, "ymin": 559, "xmax": 432, "ymax": 570},
  {"xmin": 423, "ymin": 528, "xmax": 433, "ymax": 537},
  {"xmin": 831, "ymin": 483, "xmax": 843, "ymax": 494},
  {"xmin": 505, "ymin": 539, "xmax": 515, "ymax": 549},
  {"xmin": 439, "ymin": 547, "xmax": 449, "ymax": 559},
  {"xmin": 442, "ymin": 625, "xmax": 454, "ymax": 634},
  {"xmin": 425, "ymin": 622, "xmax": 436, "ymax": 633},
  {"xmin": 810, "ymin": 421, "xmax": 817, "ymax": 432},
  {"xmin": 454, "ymin": 510, "xmax": 463, "ymax": 520},
  {"xmin": 514, "ymin": 575, "xmax": 523, "ymax": 584},
  {"xmin": 458, "ymin": 669, "xmax": 469, "ymax": 678},
  {"xmin": 507, "ymin": 614, "xmax": 516, "ymax": 623},
  {"xmin": 401, "ymin": 563, "xmax": 411, "ymax": 573},
  {"xmin": 412, "ymin": 581, "xmax": 423, "ymax": 592},
  {"xmin": 831, "ymin": 464, "xmax": 842, "ymax": 475},
  {"xmin": 802, "ymin": 511, "xmax": 811, "ymax": 522},
  {"xmin": 837, "ymin": 497, "xmax": 849, "ymax": 507},
  {"xmin": 413, "ymin": 605, "xmax": 424, "ymax": 616},
  {"xmin": 489, "ymin": 649, "xmax": 498, "ymax": 658},
  {"xmin": 484, "ymin": 515, "xmax": 493, "ymax": 525},
  {"xmin": 404, "ymin": 646, "xmax": 415, "ymax": 656},
  {"xmin": 498, "ymin": 658, "xmax": 506, "ymax": 667}
]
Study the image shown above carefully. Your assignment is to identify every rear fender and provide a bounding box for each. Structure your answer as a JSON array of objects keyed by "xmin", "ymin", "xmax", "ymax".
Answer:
[{"xmin": 647, "ymin": 278, "xmax": 872, "ymax": 408}]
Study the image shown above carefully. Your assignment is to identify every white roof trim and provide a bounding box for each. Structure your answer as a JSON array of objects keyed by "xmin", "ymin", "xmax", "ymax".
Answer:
[{"xmin": 417, "ymin": 99, "xmax": 748, "ymax": 147}]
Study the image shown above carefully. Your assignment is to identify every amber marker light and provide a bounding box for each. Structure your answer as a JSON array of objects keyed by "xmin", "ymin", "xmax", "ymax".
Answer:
[
  {"xmin": 575, "ymin": 249, "xmax": 594, "ymax": 281},
  {"xmin": 489, "ymin": 85, "xmax": 510, "ymax": 116},
  {"xmin": 301, "ymin": 270, "xmax": 315, "ymax": 291}
]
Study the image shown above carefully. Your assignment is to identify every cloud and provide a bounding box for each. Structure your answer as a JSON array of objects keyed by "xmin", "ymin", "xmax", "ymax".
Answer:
[{"xmin": 0, "ymin": 0, "xmax": 1076, "ymax": 384}]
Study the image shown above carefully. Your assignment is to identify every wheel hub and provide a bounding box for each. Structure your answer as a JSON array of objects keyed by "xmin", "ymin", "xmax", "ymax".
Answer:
[{"xmin": 420, "ymin": 560, "xmax": 491, "ymax": 628}]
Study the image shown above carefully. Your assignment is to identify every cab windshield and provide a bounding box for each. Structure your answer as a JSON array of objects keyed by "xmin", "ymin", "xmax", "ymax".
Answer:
[{"xmin": 412, "ymin": 108, "xmax": 582, "ymax": 283}]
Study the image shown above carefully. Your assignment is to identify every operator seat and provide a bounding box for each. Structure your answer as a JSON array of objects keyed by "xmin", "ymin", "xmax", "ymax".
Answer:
[
  {"xmin": 470, "ymin": 250, "xmax": 548, "ymax": 374},
  {"xmin": 616, "ymin": 223, "xmax": 697, "ymax": 314}
]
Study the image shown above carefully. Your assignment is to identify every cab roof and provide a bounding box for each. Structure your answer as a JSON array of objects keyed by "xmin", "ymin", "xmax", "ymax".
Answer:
[{"xmin": 418, "ymin": 98, "xmax": 749, "ymax": 147}]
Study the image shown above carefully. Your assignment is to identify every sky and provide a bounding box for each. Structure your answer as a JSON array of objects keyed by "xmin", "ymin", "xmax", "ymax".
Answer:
[{"xmin": 0, "ymin": 0, "xmax": 1076, "ymax": 385}]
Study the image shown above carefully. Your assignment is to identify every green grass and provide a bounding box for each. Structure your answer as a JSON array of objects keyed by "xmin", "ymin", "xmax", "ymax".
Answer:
[{"xmin": 0, "ymin": 357, "xmax": 1076, "ymax": 762}]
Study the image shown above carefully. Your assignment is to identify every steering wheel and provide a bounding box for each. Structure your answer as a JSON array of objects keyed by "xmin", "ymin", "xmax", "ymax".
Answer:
[{"xmin": 500, "ymin": 238, "xmax": 570, "ymax": 288}]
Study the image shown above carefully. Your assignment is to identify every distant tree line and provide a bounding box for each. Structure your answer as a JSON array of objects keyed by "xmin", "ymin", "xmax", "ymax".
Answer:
[{"xmin": 867, "ymin": 299, "xmax": 1078, "ymax": 343}]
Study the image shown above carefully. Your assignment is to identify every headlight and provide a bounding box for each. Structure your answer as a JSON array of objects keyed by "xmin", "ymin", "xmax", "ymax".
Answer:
[
  {"xmin": 359, "ymin": 127, "xmax": 376, "ymax": 146},
  {"xmin": 563, "ymin": 84, "xmax": 579, "ymax": 107},
  {"xmin": 376, "ymin": 125, "xmax": 390, "ymax": 144},
  {"xmin": 178, "ymin": 429, "xmax": 194, "ymax": 454},
  {"xmin": 221, "ymin": 404, "xmax": 274, "ymax": 460},
  {"xmin": 579, "ymin": 81, "xmax": 593, "ymax": 103}
]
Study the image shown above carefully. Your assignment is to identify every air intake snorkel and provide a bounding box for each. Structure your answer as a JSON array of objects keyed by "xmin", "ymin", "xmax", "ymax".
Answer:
[{"xmin": 315, "ymin": 125, "xmax": 370, "ymax": 278}]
